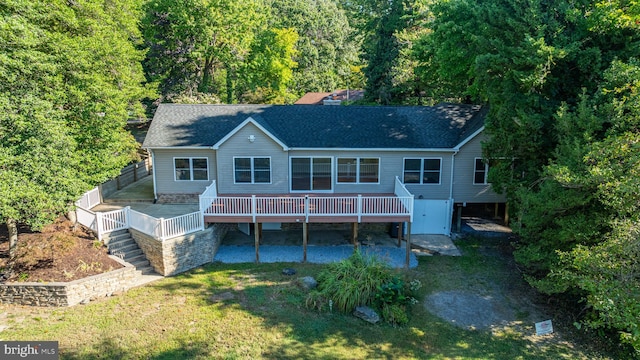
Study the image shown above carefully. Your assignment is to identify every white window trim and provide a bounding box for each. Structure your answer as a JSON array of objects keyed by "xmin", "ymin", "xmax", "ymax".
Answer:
[
  {"xmin": 233, "ymin": 156, "xmax": 272, "ymax": 184},
  {"xmin": 336, "ymin": 157, "xmax": 381, "ymax": 184},
  {"xmin": 402, "ymin": 157, "xmax": 442, "ymax": 185},
  {"xmin": 173, "ymin": 157, "xmax": 209, "ymax": 182},
  {"xmin": 289, "ymin": 156, "xmax": 334, "ymax": 193},
  {"xmin": 473, "ymin": 157, "xmax": 489, "ymax": 185}
]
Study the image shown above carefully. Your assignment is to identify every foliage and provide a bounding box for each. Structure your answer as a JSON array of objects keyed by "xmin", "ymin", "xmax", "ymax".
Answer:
[
  {"xmin": 0, "ymin": 0, "xmax": 152, "ymax": 241},
  {"xmin": 343, "ymin": 0, "xmax": 429, "ymax": 104},
  {"xmin": 141, "ymin": 0, "xmax": 263, "ymax": 102},
  {"xmin": 308, "ymin": 249, "xmax": 395, "ymax": 313},
  {"xmin": 241, "ymin": 28, "xmax": 299, "ymax": 104},
  {"xmin": 307, "ymin": 250, "xmax": 421, "ymax": 325},
  {"xmin": 268, "ymin": 0, "xmax": 359, "ymax": 94},
  {"xmin": 375, "ymin": 277, "xmax": 421, "ymax": 325},
  {"xmin": 414, "ymin": 0, "xmax": 640, "ymax": 351}
]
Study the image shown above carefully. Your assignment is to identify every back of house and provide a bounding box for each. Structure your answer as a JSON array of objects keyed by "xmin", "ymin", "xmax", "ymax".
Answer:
[{"xmin": 142, "ymin": 103, "xmax": 506, "ymax": 235}]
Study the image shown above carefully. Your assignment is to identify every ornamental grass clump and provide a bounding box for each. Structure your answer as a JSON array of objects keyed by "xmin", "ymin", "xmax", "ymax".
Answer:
[
  {"xmin": 307, "ymin": 250, "xmax": 394, "ymax": 313},
  {"xmin": 306, "ymin": 250, "xmax": 422, "ymax": 325}
]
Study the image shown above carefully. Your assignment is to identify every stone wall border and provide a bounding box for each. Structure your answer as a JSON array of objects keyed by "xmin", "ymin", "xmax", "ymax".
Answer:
[{"xmin": 0, "ymin": 256, "xmax": 139, "ymax": 307}]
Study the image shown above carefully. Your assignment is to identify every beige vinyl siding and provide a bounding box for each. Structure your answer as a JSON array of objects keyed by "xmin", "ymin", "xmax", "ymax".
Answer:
[
  {"xmin": 153, "ymin": 148, "xmax": 216, "ymax": 194},
  {"xmin": 216, "ymin": 122, "xmax": 289, "ymax": 194},
  {"xmin": 453, "ymin": 133, "xmax": 506, "ymax": 203},
  {"xmin": 288, "ymin": 150, "xmax": 453, "ymax": 199}
]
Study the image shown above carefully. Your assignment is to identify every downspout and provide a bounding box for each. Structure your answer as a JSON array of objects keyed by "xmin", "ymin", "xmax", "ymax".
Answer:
[{"xmin": 150, "ymin": 149, "xmax": 158, "ymax": 203}]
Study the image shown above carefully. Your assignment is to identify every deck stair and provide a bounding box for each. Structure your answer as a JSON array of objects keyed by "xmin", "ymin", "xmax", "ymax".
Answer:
[{"xmin": 102, "ymin": 230, "xmax": 156, "ymax": 275}]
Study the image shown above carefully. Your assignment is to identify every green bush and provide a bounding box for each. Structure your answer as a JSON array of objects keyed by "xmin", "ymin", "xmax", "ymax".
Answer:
[
  {"xmin": 307, "ymin": 250, "xmax": 422, "ymax": 325},
  {"xmin": 308, "ymin": 250, "xmax": 395, "ymax": 313}
]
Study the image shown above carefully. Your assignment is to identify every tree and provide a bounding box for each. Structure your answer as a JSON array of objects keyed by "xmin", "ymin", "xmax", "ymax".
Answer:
[
  {"xmin": 241, "ymin": 28, "xmax": 299, "ymax": 104},
  {"xmin": 0, "ymin": 0, "xmax": 153, "ymax": 253},
  {"xmin": 268, "ymin": 0, "xmax": 358, "ymax": 94},
  {"xmin": 414, "ymin": 0, "xmax": 640, "ymax": 351},
  {"xmin": 141, "ymin": 0, "xmax": 263, "ymax": 102}
]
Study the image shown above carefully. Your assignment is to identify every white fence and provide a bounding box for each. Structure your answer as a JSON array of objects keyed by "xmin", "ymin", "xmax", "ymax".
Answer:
[
  {"xmin": 75, "ymin": 187, "xmax": 101, "ymax": 210},
  {"xmin": 76, "ymin": 189, "xmax": 204, "ymax": 241}
]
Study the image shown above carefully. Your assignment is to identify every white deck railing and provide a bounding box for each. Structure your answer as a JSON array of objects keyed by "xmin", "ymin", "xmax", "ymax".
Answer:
[
  {"xmin": 203, "ymin": 193, "xmax": 412, "ymax": 222},
  {"xmin": 78, "ymin": 177, "xmax": 414, "ymax": 242},
  {"xmin": 394, "ymin": 176, "xmax": 414, "ymax": 222},
  {"xmin": 199, "ymin": 180, "xmax": 218, "ymax": 213},
  {"xmin": 77, "ymin": 188, "xmax": 205, "ymax": 241}
]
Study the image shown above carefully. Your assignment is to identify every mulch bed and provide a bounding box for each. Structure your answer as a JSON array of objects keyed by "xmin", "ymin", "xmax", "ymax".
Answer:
[{"xmin": 0, "ymin": 218, "xmax": 123, "ymax": 283}]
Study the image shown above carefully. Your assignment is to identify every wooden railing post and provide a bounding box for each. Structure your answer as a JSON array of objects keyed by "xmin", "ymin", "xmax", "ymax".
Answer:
[{"xmin": 304, "ymin": 195, "xmax": 310, "ymax": 223}]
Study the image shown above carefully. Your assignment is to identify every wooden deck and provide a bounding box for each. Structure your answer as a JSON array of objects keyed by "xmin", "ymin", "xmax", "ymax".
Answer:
[{"xmin": 202, "ymin": 193, "xmax": 412, "ymax": 224}]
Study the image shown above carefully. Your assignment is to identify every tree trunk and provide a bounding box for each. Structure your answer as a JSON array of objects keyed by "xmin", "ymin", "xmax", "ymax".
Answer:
[{"xmin": 7, "ymin": 218, "xmax": 18, "ymax": 258}]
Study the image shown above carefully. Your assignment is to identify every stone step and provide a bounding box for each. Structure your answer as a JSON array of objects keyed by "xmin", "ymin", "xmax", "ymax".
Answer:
[
  {"xmin": 108, "ymin": 241, "xmax": 139, "ymax": 254},
  {"xmin": 124, "ymin": 253, "xmax": 147, "ymax": 264},
  {"xmin": 103, "ymin": 232, "xmax": 133, "ymax": 245},
  {"xmin": 137, "ymin": 266, "xmax": 157, "ymax": 276},
  {"xmin": 107, "ymin": 236, "xmax": 135, "ymax": 249},
  {"xmin": 130, "ymin": 259, "xmax": 150, "ymax": 269},
  {"xmin": 122, "ymin": 248, "xmax": 144, "ymax": 259}
]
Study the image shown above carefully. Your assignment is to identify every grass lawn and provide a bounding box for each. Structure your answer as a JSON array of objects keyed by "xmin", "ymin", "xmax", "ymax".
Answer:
[{"xmin": 0, "ymin": 237, "xmax": 612, "ymax": 359}]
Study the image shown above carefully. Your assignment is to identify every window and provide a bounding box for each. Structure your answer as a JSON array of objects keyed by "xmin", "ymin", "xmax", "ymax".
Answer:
[
  {"xmin": 234, "ymin": 157, "xmax": 271, "ymax": 184},
  {"xmin": 403, "ymin": 158, "xmax": 441, "ymax": 184},
  {"xmin": 174, "ymin": 158, "xmax": 208, "ymax": 181},
  {"xmin": 474, "ymin": 158, "xmax": 488, "ymax": 184},
  {"xmin": 337, "ymin": 158, "xmax": 379, "ymax": 183},
  {"xmin": 291, "ymin": 157, "xmax": 332, "ymax": 191}
]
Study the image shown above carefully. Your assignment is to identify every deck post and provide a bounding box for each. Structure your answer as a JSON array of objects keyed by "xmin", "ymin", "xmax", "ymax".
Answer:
[
  {"xmin": 405, "ymin": 222, "xmax": 412, "ymax": 269},
  {"xmin": 351, "ymin": 223, "xmax": 358, "ymax": 248},
  {"xmin": 302, "ymin": 222, "xmax": 308, "ymax": 262},
  {"xmin": 456, "ymin": 205, "xmax": 463, "ymax": 232},
  {"xmin": 397, "ymin": 222, "xmax": 402, "ymax": 247},
  {"xmin": 258, "ymin": 223, "xmax": 263, "ymax": 244},
  {"xmin": 254, "ymin": 222, "xmax": 260, "ymax": 263},
  {"xmin": 504, "ymin": 202, "xmax": 510, "ymax": 225}
]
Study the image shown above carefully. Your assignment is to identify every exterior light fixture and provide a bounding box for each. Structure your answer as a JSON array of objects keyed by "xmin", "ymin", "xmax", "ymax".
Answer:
[{"xmin": 248, "ymin": 135, "xmax": 255, "ymax": 143}]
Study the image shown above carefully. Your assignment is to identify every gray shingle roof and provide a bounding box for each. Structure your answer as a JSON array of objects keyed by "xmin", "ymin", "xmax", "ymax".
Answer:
[{"xmin": 142, "ymin": 103, "xmax": 486, "ymax": 149}]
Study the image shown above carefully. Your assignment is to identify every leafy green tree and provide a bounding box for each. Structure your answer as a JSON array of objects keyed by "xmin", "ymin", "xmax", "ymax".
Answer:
[
  {"xmin": 415, "ymin": 0, "xmax": 640, "ymax": 351},
  {"xmin": 141, "ymin": 0, "xmax": 263, "ymax": 102},
  {"xmin": 0, "ymin": 0, "xmax": 152, "ymax": 253},
  {"xmin": 241, "ymin": 28, "xmax": 299, "ymax": 103},
  {"xmin": 268, "ymin": 0, "xmax": 358, "ymax": 94}
]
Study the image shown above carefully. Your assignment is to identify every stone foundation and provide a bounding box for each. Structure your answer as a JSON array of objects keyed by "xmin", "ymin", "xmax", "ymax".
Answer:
[
  {"xmin": 131, "ymin": 224, "xmax": 229, "ymax": 276},
  {"xmin": 156, "ymin": 193, "xmax": 199, "ymax": 204},
  {"xmin": 0, "ymin": 257, "xmax": 138, "ymax": 307}
]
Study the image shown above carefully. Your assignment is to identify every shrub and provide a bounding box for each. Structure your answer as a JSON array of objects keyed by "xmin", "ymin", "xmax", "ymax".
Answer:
[
  {"xmin": 308, "ymin": 250, "xmax": 395, "ymax": 313},
  {"xmin": 307, "ymin": 250, "xmax": 423, "ymax": 325}
]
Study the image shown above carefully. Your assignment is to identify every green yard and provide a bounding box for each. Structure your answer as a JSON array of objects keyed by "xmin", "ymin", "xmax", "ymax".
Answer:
[{"xmin": 0, "ymin": 238, "xmax": 612, "ymax": 359}]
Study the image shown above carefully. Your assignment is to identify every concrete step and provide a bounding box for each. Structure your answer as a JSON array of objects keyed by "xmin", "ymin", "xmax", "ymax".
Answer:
[{"xmin": 137, "ymin": 266, "xmax": 157, "ymax": 276}]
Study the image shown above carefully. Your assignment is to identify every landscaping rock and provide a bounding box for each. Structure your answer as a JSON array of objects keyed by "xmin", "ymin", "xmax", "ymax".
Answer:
[
  {"xmin": 282, "ymin": 268, "xmax": 296, "ymax": 276},
  {"xmin": 299, "ymin": 276, "xmax": 317, "ymax": 290},
  {"xmin": 353, "ymin": 306, "xmax": 380, "ymax": 324}
]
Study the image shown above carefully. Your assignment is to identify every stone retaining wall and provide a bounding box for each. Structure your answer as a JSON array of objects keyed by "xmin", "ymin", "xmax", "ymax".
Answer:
[
  {"xmin": 0, "ymin": 257, "xmax": 138, "ymax": 307},
  {"xmin": 131, "ymin": 224, "xmax": 228, "ymax": 276}
]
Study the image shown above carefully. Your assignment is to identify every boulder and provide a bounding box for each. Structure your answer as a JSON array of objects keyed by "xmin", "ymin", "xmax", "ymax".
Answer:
[
  {"xmin": 282, "ymin": 268, "xmax": 296, "ymax": 276},
  {"xmin": 353, "ymin": 306, "xmax": 380, "ymax": 324},
  {"xmin": 299, "ymin": 276, "xmax": 317, "ymax": 290}
]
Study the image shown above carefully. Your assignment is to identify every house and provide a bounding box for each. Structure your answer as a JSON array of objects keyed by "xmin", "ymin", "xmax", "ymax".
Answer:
[
  {"xmin": 142, "ymin": 103, "xmax": 506, "ymax": 242},
  {"xmin": 294, "ymin": 89, "xmax": 364, "ymax": 105}
]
